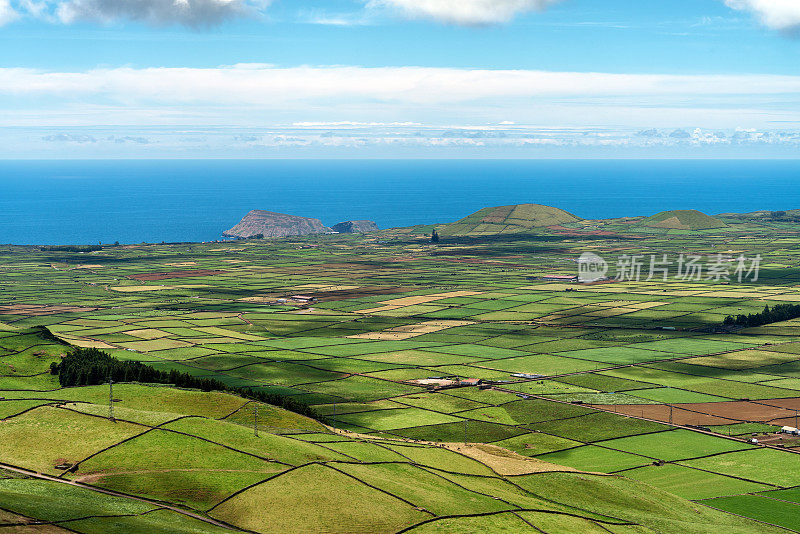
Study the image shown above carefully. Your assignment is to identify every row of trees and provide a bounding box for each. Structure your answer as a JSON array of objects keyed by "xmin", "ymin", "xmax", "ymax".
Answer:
[
  {"xmin": 723, "ymin": 304, "xmax": 800, "ymax": 328},
  {"xmin": 39, "ymin": 245, "xmax": 104, "ymax": 253},
  {"xmin": 50, "ymin": 348, "xmax": 320, "ymax": 421}
]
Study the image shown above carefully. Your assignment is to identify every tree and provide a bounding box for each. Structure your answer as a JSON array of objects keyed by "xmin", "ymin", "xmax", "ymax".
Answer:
[
  {"xmin": 431, "ymin": 229, "xmax": 440, "ymax": 243},
  {"xmin": 50, "ymin": 347, "xmax": 322, "ymax": 421}
]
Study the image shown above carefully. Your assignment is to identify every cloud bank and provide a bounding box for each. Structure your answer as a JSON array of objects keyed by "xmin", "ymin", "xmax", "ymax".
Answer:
[
  {"xmin": 1, "ymin": 0, "xmax": 798, "ymax": 31},
  {"xmin": 725, "ymin": 0, "xmax": 800, "ymax": 32},
  {"xmin": 14, "ymin": 124, "xmax": 800, "ymax": 159},
  {"xmin": 0, "ymin": 0, "xmax": 18, "ymax": 24},
  {"xmin": 368, "ymin": 0, "xmax": 561, "ymax": 25},
  {"xmin": 2, "ymin": 64, "xmax": 800, "ymax": 134},
  {"xmin": 3, "ymin": 0, "xmax": 269, "ymax": 27},
  {"xmin": 3, "ymin": 64, "xmax": 800, "ymax": 105}
]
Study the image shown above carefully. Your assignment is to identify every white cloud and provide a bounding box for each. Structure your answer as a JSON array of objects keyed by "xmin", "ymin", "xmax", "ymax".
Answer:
[
  {"xmin": 5, "ymin": 65, "xmax": 800, "ymax": 104},
  {"xmin": 368, "ymin": 0, "xmax": 561, "ymax": 25},
  {"xmin": 2, "ymin": 65, "xmax": 800, "ymax": 130},
  {"xmin": 297, "ymin": 8, "xmax": 374, "ymax": 26},
  {"xmin": 12, "ymin": 0, "xmax": 269, "ymax": 27},
  {"xmin": 725, "ymin": 0, "xmax": 800, "ymax": 32},
  {"xmin": 293, "ymin": 121, "xmax": 423, "ymax": 127},
  {"xmin": 0, "ymin": 0, "xmax": 19, "ymax": 25}
]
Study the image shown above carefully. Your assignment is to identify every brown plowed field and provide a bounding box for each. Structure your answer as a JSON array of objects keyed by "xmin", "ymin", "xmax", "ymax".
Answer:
[{"xmin": 592, "ymin": 397, "xmax": 800, "ymax": 426}]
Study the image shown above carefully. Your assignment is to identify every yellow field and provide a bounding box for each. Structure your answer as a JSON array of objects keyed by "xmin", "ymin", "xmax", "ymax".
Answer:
[
  {"xmin": 356, "ymin": 291, "xmax": 482, "ymax": 313},
  {"xmin": 125, "ymin": 329, "xmax": 171, "ymax": 340},
  {"xmin": 348, "ymin": 320, "xmax": 474, "ymax": 340}
]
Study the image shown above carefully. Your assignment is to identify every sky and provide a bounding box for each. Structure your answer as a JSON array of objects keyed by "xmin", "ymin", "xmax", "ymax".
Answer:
[{"xmin": 2, "ymin": 0, "xmax": 800, "ymax": 158}]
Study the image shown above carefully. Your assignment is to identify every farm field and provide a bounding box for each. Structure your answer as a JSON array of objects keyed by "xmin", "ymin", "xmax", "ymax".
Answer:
[{"xmin": 1, "ymin": 207, "xmax": 800, "ymax": 531}]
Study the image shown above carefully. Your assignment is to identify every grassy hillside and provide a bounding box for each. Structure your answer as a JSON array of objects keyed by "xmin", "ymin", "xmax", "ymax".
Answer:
[
  {"xmin": 440, "ymin": 204, "xmax": 581, "ymax": 236},
  {"xmin": 0, "ymin": 330, "xmax": 781, "ymax": 533},
  {"xmin": 639, "ymin": 210, "xmax": 727, "ymax": 230}
]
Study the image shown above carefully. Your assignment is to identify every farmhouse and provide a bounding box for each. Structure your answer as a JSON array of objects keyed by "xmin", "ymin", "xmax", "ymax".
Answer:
[{"xmin": 781, "ymin": 426, "xmax": 800, "ymax": 435}]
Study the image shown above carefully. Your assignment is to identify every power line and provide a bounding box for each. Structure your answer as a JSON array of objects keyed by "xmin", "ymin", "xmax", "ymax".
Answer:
[
  {"xmin": 254, "ymin": 403, "xmax": 259, "ymax": 437},
  {"xmin": 108, "ymin": 376, "xmax": 115, "ymax": 423}
]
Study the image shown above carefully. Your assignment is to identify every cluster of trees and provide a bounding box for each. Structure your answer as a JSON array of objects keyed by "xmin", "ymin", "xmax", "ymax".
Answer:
[
  {"xmin": 50, "ymin": 348, "xmax": 320, "ymax": 421},
  {"xmin": 766, "ymin": 211, "xmax": 800, "ymax": 222},
  {"xmin": 39, "ymin": 245, "xmax": 104, "ymax": 253},
  {"xmin": 723, "ymin": 303, "xmax": 800, "ymax": 328},
  {"xmin": 431, "ymin": 229, "xmax": 440, "ymax": 243}
]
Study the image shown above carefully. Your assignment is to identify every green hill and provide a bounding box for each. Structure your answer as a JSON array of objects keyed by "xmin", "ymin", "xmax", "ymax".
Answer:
[
  {"xmin": 640, "ymin": 210, "xmax": 727, "ymax": 230},
  {"xmin": 441, "ymin": 204, "xmax": 581, "ymax": 236},
  {"xmin": 0, "ymin": 330, "xmax": 780, "ymax": 534},
  {"xmin": 719, "ymin": 209, "xmax": 800, "ymax": 222}
]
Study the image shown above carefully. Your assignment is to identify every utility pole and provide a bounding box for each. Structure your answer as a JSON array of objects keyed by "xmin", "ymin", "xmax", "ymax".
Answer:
[
  {"xmin": 254, "ymin": 403, "xmax": 259, "ymax": 437},
  {"xmin": 669, "ymin": 405, "xmax": 673, "ymax": 425},
  {"xmin": 332, "ymin": 402, "xmax": 336, "ymax": 431},
  {"xmin": 108, "ymin": 377, "xmax": 115, "ymax": 423}
]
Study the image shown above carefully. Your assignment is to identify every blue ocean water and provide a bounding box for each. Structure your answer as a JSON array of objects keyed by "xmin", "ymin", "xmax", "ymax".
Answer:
[{"xmin": 0, "ymin": 159, "xmax": 798, "ymax": 245}]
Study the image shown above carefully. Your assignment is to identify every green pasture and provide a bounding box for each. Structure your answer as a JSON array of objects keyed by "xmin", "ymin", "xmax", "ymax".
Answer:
[{"xmin": 623, "ymin": 464, "xmax": 771, "ymax": 500}]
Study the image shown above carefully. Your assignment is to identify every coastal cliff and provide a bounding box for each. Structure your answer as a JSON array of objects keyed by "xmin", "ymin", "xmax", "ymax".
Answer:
[
  {"xmin": 331, "ymin": 220, "xmax": 379, "ymax": 233},
  {"xmin": 224, "ymin": 210, "xmax": 332, "ymax": 238}
]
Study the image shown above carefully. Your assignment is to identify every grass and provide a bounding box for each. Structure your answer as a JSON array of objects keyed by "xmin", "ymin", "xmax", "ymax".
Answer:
[
  {"xmin": 559, "ymin": 347, "xmax": 676, "ymax": 365},
  {"xmin": 599, "ymin": 429, "xmax": 752, "ymax": 462},
  {"xmin": 334, "ymin": 407, "xmax": 461, "ymax": 431},
  {"xmin": 380, "ymin": 443, "xmax": 494, "ymax": 475},
  {"xmin": 163, "ymin": 418, "xmax": 341, "ymax": 464},
  {"xmin": 0, "ymin": 406, "xmax": 143, "ymax": 474},
  {"xmin": 680, "ymin": 448, "xmax": 800, "ymax": 487},
  {"xmin": 622, "ymin": 464, "xmax": 771, "ymax": 500},
  {"xmin": 335, "ymin": 463, "xmax": 511, "ymax": 516},
  {"xmin": 405, "ymin": 512, "xmax": 534, "ymax": 533},
  {"xmin": 65, "ymin": 508, "xmax": 234, "ymax": 534},
  {"xmin": 390, "ymin": 420, "xmax": 526, "ymax": 443},
  {"xmin": 0, "ymin": 478, "xmax": 155, "ymax": 522},
  {"xmin": 535, "ymin": 445, "xmax": 651, "ymax": 472},
  {"xmin": 493, "ymin": 432, "xmax": 583, "ymax": 456},
  {"xmin": 530, "ymin": 411, "xmax": 668, "ymax": 442},
  {"xmin": 211, "ymin": 464, "xmax": 429, "ymax": 534},
  {"xmin": 86, "ymin": 469, "xmax": 276, "ymax": 511},
  {"xmin": 701, "ymin": 494, "xmax": 800, "ymax": 531},
  {"xmin": 301, "ymin": 375, "xmax": 425, "ymax": 402},
  {"xmin": 75, "ymin": 428, "xmax": 278, "ymax": 495},
  {"xmin": 393, "ymin": 392, "xmax": 489, "ymax": 413},
  {"xmin": 321, "ymin": 440, "xmax": 410, "ymax": 462},
  {"xmin": 627, "ymin": 387, "xmax": 729, "ymax": 404},
  {"xmin": 513, "ymin": 472, "xmax": 777, "ymax": 534},
  {"xmin": 0, "ymin": 399, "xmax": 52, "ymax": 418},
  {"xmin": 687, "ymin": 349, "xmax": 800, "ymax": 370}
]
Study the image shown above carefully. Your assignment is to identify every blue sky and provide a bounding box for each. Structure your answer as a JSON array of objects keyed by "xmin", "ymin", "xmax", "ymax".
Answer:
[{"xmin": 2, "ymin": 0, "xmax": 800, "ymax": 158}]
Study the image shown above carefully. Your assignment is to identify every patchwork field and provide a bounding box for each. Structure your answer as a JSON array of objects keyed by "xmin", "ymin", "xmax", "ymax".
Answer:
[{"xmin": 2, "ymin": 210, "xmax": 800, "ymax": 531}]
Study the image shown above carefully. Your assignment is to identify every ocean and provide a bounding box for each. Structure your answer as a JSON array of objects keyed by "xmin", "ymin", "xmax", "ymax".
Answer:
[{"xmin": 0, "ymin": 159, "xmax": 798, "ymax": 245}]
